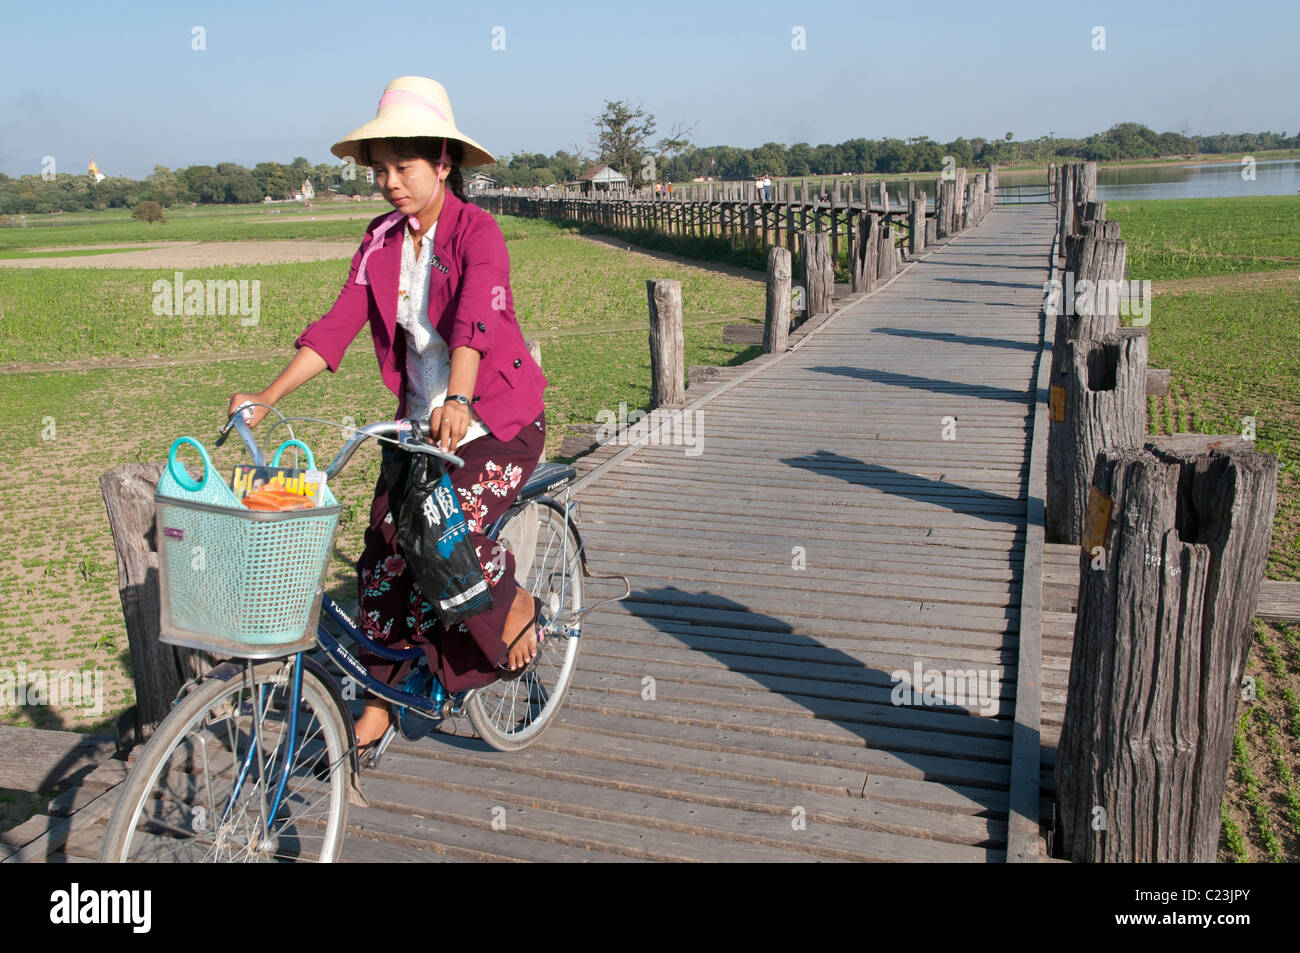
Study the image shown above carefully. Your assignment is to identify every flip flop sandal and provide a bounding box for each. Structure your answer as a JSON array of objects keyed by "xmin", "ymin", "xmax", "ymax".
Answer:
[{"xmin": 497, "ymin": 592, "xmax": 543, "ymax": 682}]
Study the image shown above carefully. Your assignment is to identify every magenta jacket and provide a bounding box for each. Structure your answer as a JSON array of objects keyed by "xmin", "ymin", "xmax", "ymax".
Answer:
[{"xmin": 295, "ymin": 191, "xmax": 547, "ymax": 442}]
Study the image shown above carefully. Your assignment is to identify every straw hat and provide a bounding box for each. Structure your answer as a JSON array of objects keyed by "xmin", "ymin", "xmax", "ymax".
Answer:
[{"xmin": 330, "ymin": 77, "xmax": 495, "ymax": 168}]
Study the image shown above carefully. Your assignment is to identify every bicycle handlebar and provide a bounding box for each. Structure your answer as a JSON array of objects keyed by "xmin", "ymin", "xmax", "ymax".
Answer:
[
  {"xmin": 322, "ymin": 419, "xmax": 466, "ymax": 477},
  {"xmin": 217, "ymin": 408, "xmax": 466, "ymax": 478}
]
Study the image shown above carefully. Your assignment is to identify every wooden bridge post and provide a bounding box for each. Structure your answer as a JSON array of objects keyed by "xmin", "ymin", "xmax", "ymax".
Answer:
[
  {"xmin": 799, "ymin": 230, "xmax": 833, "ymax": 318},
  {"xmin": 1048, "ymin": 328, "xmax": 1149, "ymax": 545},
  {"xmin": 935, "ymin": 180, "xmax": 951, "ymax": 238},
  {"xmin": 100, "ymin": 464, "xmax": 215, "ymax": 742},
  {"xmin": 763, "ymin": 246, "xmax": 793, "ymax": 353},
  {"xmin": 909, "ymin": 198, "xmax": 925, "ymax": 255},
  {"xmin": 647, "ymin": 279, "xmax": 685, "ymax": 407},
  {"xmin": 1057, "ymin": 164, "xmax": 1075, "ymax": 255},
  {"xmin": 1077, "ymin": 161, "xmax": 1098, "ymax": 208},
  {"xmin": 875, "ymin": 216, "xmax": 899, "ymax": 282},
  {"xmin": 851, "ymin": 212, "xmax": 878, "ymax": 292},
  {"xmin": 1047, "ymin": 235, "xmax": 1131, "ymax": 542},
  {"xmin": 1055, "ymin": 438, "xmax": 1278, "ymax": 862}
]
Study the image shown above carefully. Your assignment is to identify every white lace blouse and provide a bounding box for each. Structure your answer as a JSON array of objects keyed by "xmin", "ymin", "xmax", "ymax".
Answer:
[{"xmin": 396, "ymin": 222, "xmax": 491, "ymax": 444}]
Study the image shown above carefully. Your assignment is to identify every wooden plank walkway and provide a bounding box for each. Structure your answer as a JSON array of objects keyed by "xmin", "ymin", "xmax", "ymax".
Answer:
[{"xmin": 36, "ymin": 205, "xmax": 1060, "ymax": 863}]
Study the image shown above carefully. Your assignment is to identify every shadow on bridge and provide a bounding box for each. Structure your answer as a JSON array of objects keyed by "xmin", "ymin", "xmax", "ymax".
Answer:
[
  {"xmin": 779, "ymin": 449, "xmax": 1023, "ymax": 525},
  {"xmin": 806, "ymin": 365, "xmax": 1032, "ymax": 404},
  {"xmin": 874, "ymin": 327, "xmax": 1040, "ymax": 353},
  {"xmin": 615, "ymin": 584, "xmax": 1013, "ymax": 826}
]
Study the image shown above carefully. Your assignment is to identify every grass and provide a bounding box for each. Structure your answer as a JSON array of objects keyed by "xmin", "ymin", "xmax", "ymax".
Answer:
[
  {"xmin": 1141, "ymin": 283, "xmax": 1300, "ymax": 580},
  {"xmin": 0, "ymin": 214, "xmax": 764, "ymax": 366},
  {"xmin": 1108, "ymin": 195, "xmax": 1300, "ymax": 280},
  {"xmin": 0, "ymin": 201, "xmax": 392, "ymax": 251},
  {"xmin": 0, "ymin": 246, "xmax": 167, "ymax": 261}
]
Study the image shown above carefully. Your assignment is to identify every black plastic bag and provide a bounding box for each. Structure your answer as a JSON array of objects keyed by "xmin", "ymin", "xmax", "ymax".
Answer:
[{"xmin": 382, "ymin": 444, "xmax": 494, "ymax": 626}]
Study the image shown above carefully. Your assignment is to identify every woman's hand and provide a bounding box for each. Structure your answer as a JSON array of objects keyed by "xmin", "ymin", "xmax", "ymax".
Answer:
[
  {"xmin": 430, "ymin": 400, "xmax": 470, "ymax": 453},
  {"xmin": 224, "ymin": 348, "xmax": 328, "ymax": 431},
  {"xmin": 227, "ymin": 391, "xmax": 274, "ymax": 429}
]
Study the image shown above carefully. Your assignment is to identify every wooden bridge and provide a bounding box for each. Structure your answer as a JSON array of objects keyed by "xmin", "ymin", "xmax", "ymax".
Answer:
[{"xmin": 4, "ymin": 203, "xmax": 1066, "ymax": 863}]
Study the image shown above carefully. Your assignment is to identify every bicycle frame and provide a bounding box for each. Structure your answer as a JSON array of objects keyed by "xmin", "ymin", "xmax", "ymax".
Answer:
[{"xmin": 204, "ymin": 411, "xmax": 593, "ymax": 795}]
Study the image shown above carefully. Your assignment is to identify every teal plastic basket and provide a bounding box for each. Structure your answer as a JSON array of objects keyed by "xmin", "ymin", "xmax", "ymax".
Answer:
[{"xmin": 155, "ymin": 437, "xmax": 343, "ymax": 652}]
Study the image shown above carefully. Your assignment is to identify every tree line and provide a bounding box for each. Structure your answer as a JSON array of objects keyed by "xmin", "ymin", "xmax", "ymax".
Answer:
[
  {"xmin": 2, "ymin": 122, "xmax": 1296, "ymax": 215},
  {"xmin": 0, "ymin": 157, "xmax": 373, "ymax": 215}
]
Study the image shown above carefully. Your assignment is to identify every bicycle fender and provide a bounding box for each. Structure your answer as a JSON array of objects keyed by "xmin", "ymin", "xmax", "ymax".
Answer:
[{"xmin": 493, "ymin": 496, "xmax": 591, "ymax": 577}]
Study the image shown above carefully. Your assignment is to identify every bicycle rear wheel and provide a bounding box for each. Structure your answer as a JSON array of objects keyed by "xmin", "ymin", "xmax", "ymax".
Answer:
[
  {"xmin": 467, "ymin": 501, "xmax": 582, "ymax": 751},
  {"xmin": 99, "ymin": 658, "xmax": 350, "ymax": 862}
]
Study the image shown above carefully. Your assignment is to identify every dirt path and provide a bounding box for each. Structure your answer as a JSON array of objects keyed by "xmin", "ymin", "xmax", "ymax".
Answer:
[
  {"xmin": 1154, "ymin": 268, "xmax": 1300, "ymax": 296},
  {"xmin": 0, "ymin": 240, "xmax": 357, "ymax": 269}
]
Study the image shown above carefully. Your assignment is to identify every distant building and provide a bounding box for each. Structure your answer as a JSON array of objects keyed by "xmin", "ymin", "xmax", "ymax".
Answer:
[
  {"xmin": 575, "ymin": 164, "xmax": 628, "ymax": 193},
  {"xmin": 467, "ymin": 171, "xmax": 498, "ymax": 192}
]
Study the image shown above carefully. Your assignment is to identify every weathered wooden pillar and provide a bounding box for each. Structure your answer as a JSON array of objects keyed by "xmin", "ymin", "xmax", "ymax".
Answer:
[
  {"xmin": 1056, "ymin": 438, "xmax": 1278, "ymax": 862},
  {"xmin": 851, "ymin": 211, "xmax": 878, "ymax": 292},
  {"xmin": 1077, "ymin": 161, "xmax": 1098, "ymax": 206},
  {"xmin": 909, "ymin": 198, "xmax": 925, "ymax": 255},
  {"xmin": 875, "ymin": 217, "xmax": 899, "ymax": 282},
  {"xmin": 1047, "ymin": 328, "xmax": 1149, "ymax": 544},
  {"xmin": 828, "ymin": 192, "xmax": 839, "ymax": 266},
  {"xmin": 935, "ymin": 181, "xmax": 950, "ymax": 238},
  {"xmin": 647, "ymin": 279, "xmax": 685, "ymax": 407},
  {"xmin": 100, "ymin": 464, "xmax": 216, "ymax": 740},
  {"xmin": 799, "ymin": 230, "xmax": 833, "ymax": 318},
  {"xmin": 763, "ymin": 246, "xmax": 792, "ymax": 353},
  {"xmin": 1057, "ymin": 164, "xmax": 1075, "ymax": 255}
]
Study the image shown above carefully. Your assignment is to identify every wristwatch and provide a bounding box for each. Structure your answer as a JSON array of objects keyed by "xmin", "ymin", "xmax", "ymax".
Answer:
[{"xmin": 445, "ymin": 394, "xmax": 470, "ymax": 405}]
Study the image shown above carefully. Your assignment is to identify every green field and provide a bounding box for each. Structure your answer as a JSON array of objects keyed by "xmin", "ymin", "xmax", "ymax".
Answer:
[{"xmin": 1109, "ymin": 195, "xmax": 1300, "ymax": 279}]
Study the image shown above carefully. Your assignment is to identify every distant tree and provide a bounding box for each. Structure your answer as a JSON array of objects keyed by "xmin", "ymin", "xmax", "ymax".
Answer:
[
  {"xmin": 132, "ymin": 200, "xmax": 166, "ymax": 224},
  {"xmin": 591, "ymin": 99, "xmax": 656, "ymax": 184},
  {"xmin": 588, "ymin": 100, "xmax": 693, "ymax": 186}
]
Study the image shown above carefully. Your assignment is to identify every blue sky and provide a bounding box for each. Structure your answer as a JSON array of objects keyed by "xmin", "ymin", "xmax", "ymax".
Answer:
[{"xmin": 2, "ymin": 0, "xmax": 1297, "ymax": 179}]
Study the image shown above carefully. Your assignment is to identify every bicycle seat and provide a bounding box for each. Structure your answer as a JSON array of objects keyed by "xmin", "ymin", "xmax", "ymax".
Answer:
[{"xmin": 517, "ymin": 462, "xmax": 575, "ymax": 502}]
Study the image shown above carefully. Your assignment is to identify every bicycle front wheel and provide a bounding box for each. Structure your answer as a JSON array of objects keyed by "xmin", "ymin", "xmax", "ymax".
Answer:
[
  {"xmin": 99, "ymin": 658, "xmax": 350, "ymax": 862},
  {"xmin": 467, "ymin": 500, "xmax": 582, "ymax": 751}
]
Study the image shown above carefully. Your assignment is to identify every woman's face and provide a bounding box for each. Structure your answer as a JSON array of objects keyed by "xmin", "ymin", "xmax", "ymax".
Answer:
[{"xmin": 368, "ymin": 140, "xmax": 448, "ymax": 214}]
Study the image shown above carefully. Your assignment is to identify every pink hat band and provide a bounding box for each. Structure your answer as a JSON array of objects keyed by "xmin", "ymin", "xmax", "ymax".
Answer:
[{"xmin": 377, "ymin": 88, "xmax": 451, "ymax": 122}]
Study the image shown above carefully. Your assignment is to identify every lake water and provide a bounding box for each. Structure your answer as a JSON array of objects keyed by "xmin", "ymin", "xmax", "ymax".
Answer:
[{"xmin": 998, "ymin": 158, "xmax": 1300, "ymax": 201}]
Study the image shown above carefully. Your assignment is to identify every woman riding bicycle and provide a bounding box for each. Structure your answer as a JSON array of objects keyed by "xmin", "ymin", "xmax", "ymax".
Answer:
[{"xmin": 228, "ymin": 76, "xmax": 548, "ymax": 751}]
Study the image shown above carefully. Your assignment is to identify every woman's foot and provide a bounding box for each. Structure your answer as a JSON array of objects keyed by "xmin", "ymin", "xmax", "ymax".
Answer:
[
  {"xmin": 501, "ymin": 587, "xmax": 540, "ymax": 672},
  {"xmin": 354, "ymin": 700, "xmax": 394, "ymax": 747}
]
